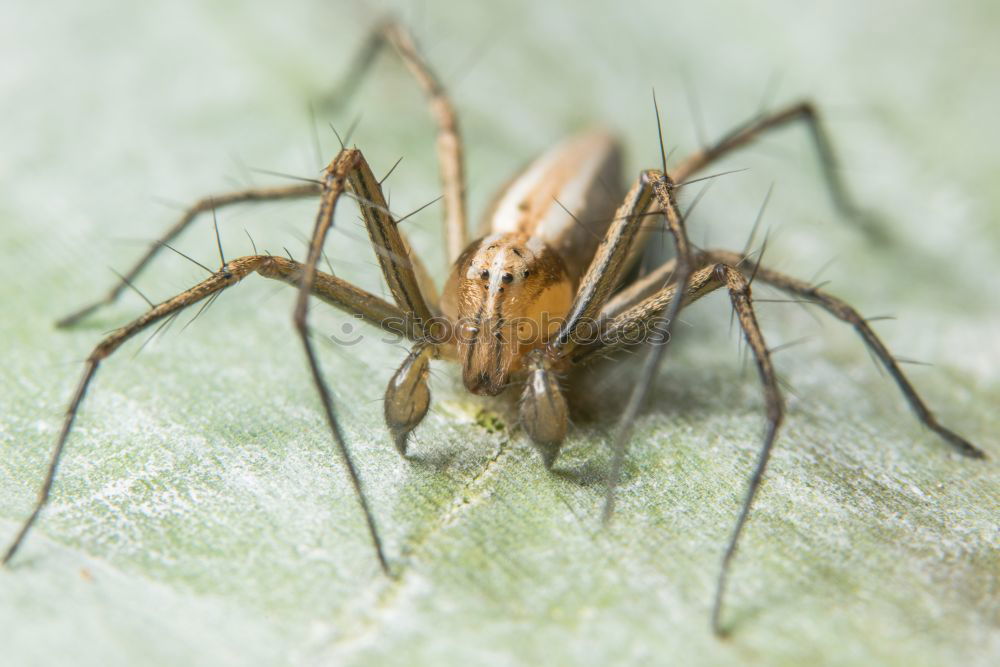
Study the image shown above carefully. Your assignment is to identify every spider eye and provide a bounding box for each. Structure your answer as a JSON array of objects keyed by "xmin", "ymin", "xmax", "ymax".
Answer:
[
  {"xmin": 480, "ymin": 270, "xmax": 489, "ymax": 280},
  {"xmin": 501, "ymin": 272, "xmax": 513, "ymax": 284}
]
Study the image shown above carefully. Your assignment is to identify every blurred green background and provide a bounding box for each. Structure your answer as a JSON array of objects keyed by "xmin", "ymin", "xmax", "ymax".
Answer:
[{"xmin": 1, "ymin": 0, "xmax": 998, "ymax": 665}]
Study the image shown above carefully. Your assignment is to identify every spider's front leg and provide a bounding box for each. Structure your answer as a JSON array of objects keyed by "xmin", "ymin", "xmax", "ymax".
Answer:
[
  {"xmin": 518, "ymin": 169, "xmax": 665, "ymax": 467},
  {"xmin": 573, "ymin": 251, "xmax": 987, "ymax": 634},
  {"xmin": 325, "ymin": 147, "xmax": 442, "ymax": 457},
  {"xmin": 567, "ymin": 259, "xmax": 785, "ymax": 636},
  {"xmin": 289, "ymin": 144, "xmax": 445, "ymax": 573}
]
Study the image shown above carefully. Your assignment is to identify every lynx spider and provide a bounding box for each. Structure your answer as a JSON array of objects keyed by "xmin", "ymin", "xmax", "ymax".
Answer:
[{"xmin": 2, "ymin": 20, "xmax": 986, "ymax": 636}]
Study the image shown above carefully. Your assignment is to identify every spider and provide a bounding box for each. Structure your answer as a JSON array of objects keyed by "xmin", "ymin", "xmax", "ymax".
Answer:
[{"xmin": 2, "ymin": 20, "xmax": 986, "ymax": 636}]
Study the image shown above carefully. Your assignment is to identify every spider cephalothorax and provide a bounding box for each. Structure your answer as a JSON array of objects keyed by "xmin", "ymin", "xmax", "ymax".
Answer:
[{"xmin": 443, "ymin": 233, "xmax": 573, "ymax": 395}]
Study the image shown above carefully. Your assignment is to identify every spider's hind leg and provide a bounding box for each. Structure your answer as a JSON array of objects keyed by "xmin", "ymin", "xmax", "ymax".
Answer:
[
  {"xmin": 672, "ymin": 100, "xmax": 886, "ymax": 242},
  {"xmin": 329, "ymin": 19, "xmax": 468, "ymax": 266}
]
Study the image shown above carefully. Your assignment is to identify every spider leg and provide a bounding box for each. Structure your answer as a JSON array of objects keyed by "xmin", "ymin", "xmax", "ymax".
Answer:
[
  {"xmin": 523, "ymin": 162, "xmax": 693, "ymax": 469},
  {"xmin": 571, "ymin": 261, "xmax": 726, "ymax": 365},
  {"xmin": 672, "ymin": 101, "xmax": 884, "ymax": 241},
  {"xmin": 597, "ymin": 257, "xmax": 678, "ymax": 320},
  {"xmin": 602, "ymin": 171, "xmax": 696, "ymax": 521},
  {"xmin": 703, "ymin": 249, "xmax": 986, "ymax": 459},
  {"xmin": 345, "ymin": 149, "xmax": 435, "ymax": 322},
  {"xmin": 295, "ymin": 147, "xmax": 430, "ymax": 575},
  {"xmin": 566, "ymin": 260, "xmax": 784, "ymax": 637},
  {"xmin": 331, "ymin": 19, "xmax": 467, "ymax": 265},
  {"xmin": 578, "ymin": 248, "xmax": 986, "ymax": 633},
  {"xmin": 519, "ymin": 170, "xmax": 657, "ymax": 462},
  {"xmin": 519, "ymin": 100, "xmax": 702, "ymax": 510},
  {"xmin": 339, "ymin": 148, "xmax": 444, "ymax": 453},
  {"xmin": 57, "ymin": 183, "xmax": 320, "ymax": 328},
  {"xmin": 62, "ymin": 18, "xmax": 465, "ymax": 329},
  {"xmin": 296, "ymin": 145, "xmax": 451, "ymax": 571},
  {"xmin": 709, "ymin": 263, "xmax": 784, "ymax": 638},
  {"xmin": 2, "ymin": 254, "xmax": 411, "ymax": 567},
  {"xmin": 551, "ymin": 172, "xmax": 657, "ymax": 357}
]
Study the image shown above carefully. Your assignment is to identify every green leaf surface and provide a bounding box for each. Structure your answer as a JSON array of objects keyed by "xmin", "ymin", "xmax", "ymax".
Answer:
[{"xmin": 1, "ymin": 1, "xmax": 998, "ymax": 665}]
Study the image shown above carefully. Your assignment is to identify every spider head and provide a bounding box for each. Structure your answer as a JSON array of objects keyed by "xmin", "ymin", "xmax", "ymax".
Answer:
[{"xmin": 442, "ymin": 233, "xmax": 573, "ymax": 396}]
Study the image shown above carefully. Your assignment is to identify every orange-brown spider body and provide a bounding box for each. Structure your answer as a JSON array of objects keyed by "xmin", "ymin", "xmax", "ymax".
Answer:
[{"xmin": 441, "ymin": 131, "xmax": 621, "ymax": 396}]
